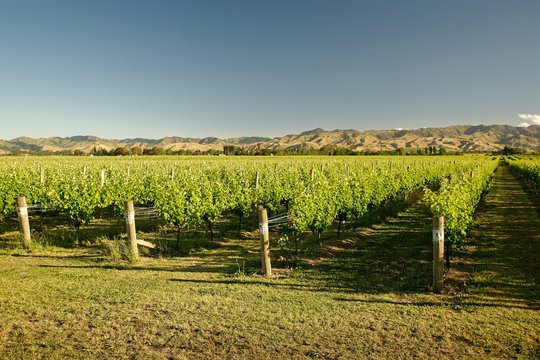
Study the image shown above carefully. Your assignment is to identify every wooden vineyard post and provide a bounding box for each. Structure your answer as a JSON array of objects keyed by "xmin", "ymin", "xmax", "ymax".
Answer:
[
  {"xmin": 101, "ymin": 169, "xmax": 105, "ymax": 187},
  {"xmin": 255, "ymin": 171, "xmax": 259, "ymax": 190},
  {"xmin": 16, "ymin": 197, "xmax": 31, "ymax": 249},
  {"xmin": 258, "ymin": 207, "xmax": 272, "ymax": 277},
  {"xmin": 125, "ymin": 200, "xmax": 139, "ymax": 261},
  {"xmin": 253, "ymin": 171, "xmax": 260, "ymax": 211},
  {"xmin": 433, "ymin": 216, "xmax": 444, "ymax": 293},
  {"xmin": 39, "ymin": 166, "xmax": 44, "ymax": 184}
]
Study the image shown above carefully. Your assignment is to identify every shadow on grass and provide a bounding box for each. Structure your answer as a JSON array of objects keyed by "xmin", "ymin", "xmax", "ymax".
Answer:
[
  {"xmin": 36, "ymin": 262, "xmax": 238, "ymax": 273},
  {"xmin": 32, "ymin": 242, "xmax": 256, "ymax": 273},
  {"xmin": 299, "ymin": 201, "xmax": 434, "ymax": 295},
  {"xmin": 11, "ymin": 253, "xmax": 98, "ymax": 259},
  {"xmin": 168, "ymin": 277, "xmax": 352, "ymax": 294},
  {"xmin": 334, "ymin": 296, "xmax": 540, "ymax": 310},
  {"xmin": 22, "ymin": 195, "xmax": 436, "ymax": 295},
  {"xmin": 461, "ymin": 164, "xmax": 540, "ymax": 310}
]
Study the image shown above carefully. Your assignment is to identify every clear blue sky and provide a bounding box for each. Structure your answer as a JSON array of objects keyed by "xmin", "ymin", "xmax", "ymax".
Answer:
[{"xmin": 1, "ymin": 0, "xmax": 538, "ymax": 139}]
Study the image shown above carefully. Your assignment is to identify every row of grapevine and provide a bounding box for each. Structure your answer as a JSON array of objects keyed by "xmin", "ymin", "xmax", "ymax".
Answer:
[
  {"xmin": 0, "ymin": 156, "xmax": 496, "ymax": 243},
  {"xmin": 507, "ymin": 157, "xmax": 540, "ymax": 191},
  {"xmin": 424, "ymin": 159, "xmax": 499, "ymax": 266}
]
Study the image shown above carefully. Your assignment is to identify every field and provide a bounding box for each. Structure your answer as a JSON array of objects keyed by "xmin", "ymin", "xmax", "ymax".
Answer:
[{"xmin": 0, "ymin": 155, "xmax": 539, "ymax": 359}]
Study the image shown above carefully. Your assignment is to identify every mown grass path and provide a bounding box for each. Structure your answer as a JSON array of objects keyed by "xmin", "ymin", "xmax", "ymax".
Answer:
[
  {"xmin": 462, "ymin": 163, "xmax": 540, "ymax": 310},
  {"xmin": 306, "ymin": 197, "xmax": 434, "ymax": 294}
]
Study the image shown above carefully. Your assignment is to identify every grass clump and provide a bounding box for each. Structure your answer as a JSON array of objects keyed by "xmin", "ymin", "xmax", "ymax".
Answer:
[{"xmin": 99, "ymin": 237, "xmax": 134, "ymax": 262}]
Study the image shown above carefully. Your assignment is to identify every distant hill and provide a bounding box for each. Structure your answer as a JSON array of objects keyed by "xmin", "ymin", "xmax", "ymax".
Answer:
[
  {"xmin": 1, "ymin": 125, "xmax": 539, "ymax": 154},
  {"xmin": 251, "ymin": 125, "xmax": 540, "ymax": 152}
]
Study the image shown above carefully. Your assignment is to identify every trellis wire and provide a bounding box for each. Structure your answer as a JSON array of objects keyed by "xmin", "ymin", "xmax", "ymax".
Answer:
[
  {"xmin": 267, "ymin": 212, "xmax": 291, "ymax": 227},
  {"xmin": 26, "ymin": 203, "xmax": 55, "ymax": 214},
  {"xmin": 134, "ymin": 207, "xmax": 160, "ymax": 220}
]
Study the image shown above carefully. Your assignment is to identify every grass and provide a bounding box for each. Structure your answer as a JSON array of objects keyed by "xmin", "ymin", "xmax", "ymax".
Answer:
[
  {"xmin": 1, "ymin": 248, "xmax": 538, "ymax": 359},
  {"xmin": 0, "ymin": 166, "xmax": 539, "ymax": 359}
]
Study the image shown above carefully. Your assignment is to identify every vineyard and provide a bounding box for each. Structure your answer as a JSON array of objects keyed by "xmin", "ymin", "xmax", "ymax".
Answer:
[
  {"xmin": 0, "ymin": 156, "xmax": 498, "ymax": 249},
  {"xmin": 507, "ymin": 157, "xmax": 540, "ymax": 192},
  {"xmin": 1, "ymin": 155, "xmax": 539, "ymax": 358}
]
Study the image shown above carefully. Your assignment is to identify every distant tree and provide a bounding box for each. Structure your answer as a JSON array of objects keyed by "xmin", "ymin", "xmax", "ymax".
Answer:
[
  {"xmin": 114, "ymin": 147, "xmax": 131, "ymax": 156},
  {"xmin": 131, "ymin": 146, "xmax": 142, "ymax": 156},
  {"xmin": 73, "ymin": 149, "xmax": 85, "ymax": 156},
  {"xmin": 258, "ymin": 148, "xmax": 274, "ymax": 156},
  {"xmin": 223, "ymin": 145, "xmax": 246, "ymax": 155},
  {"xmin": 91, "ymin": 147, "xmax": 110, "ymax": 156},
  {"xmin": 320, "ymin": 144, "xmax": 337, "ymax": 155},
  {"xmin": 498, "ymin": 145, "xmax": 525, "ymax": 155},
  {"xmin": 335, "ymin": 147, "xmax": 355, "ymax": 156},
  {"xmin": 151, "ymin": 147, "xmax": 166, "ymax": 155}
]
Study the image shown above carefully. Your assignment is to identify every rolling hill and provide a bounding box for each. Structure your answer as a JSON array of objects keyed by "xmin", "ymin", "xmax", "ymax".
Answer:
[{"xmin": 1, "ymin": 125, "xmax": 539, "ymax": 154}]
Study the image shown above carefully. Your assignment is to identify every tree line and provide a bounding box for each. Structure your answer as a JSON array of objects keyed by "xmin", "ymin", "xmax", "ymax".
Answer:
[{"xmin": 6, "ymin": 144, "xmax": 501, "ymax": 157}]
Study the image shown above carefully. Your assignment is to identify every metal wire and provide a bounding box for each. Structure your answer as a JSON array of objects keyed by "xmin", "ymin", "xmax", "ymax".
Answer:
[
  {"xmin": 26, "ymin": 203, "xmax": 55, "ymax": 213},
  {"xmin": 134, "ymin": 207, "xmax": 160, "ymax": 220},
  {"xmin": 267, "ymin": 212, "xmax": 291, "ymax": 226}
]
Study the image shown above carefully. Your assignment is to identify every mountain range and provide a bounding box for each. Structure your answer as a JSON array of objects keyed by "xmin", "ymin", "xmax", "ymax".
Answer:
[{"xmin": 1, "ymin": 124, "xmax": 539, "ymax": 154}]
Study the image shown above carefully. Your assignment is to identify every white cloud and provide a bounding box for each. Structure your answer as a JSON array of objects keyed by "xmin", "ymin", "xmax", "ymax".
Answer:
[{"xmin": 517, "ymin": 113, "xmax": 540, "ymax": 127}]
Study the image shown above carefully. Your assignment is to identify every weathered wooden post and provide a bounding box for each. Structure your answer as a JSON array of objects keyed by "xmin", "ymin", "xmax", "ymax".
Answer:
[
  {"xmin": 16, "ymin": 197, "xmax": 31, "ymax": 249},
  {"xmin": 101, "ymin": 169, "xmax": 105, "ymax": 187},
  {"xmin": 433, "ymin": 216, "xmax": 444, "ymax": 293},
  {"xmin": 125, "ymin": 200, "xmax": 139, "ymax": 261},
  {"xmin": 258, "ymin": 207, "xmax": 272, "ymax": 277},
  {"xmin": 39, "ymin": 166, "xmax": 44, "ymax": 184},
  {"xmin": 253, "ymin": 171, "xmax": 260, "ymax": 211},
  {"xmin": 255, "ymin": 171, "xmax": 260, "ymax": 190}
]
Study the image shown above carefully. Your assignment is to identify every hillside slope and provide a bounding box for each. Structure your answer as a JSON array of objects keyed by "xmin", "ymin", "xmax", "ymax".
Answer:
[{"xmin": 1, "ymin": 125, "xmax": 539, "ymax": 154}]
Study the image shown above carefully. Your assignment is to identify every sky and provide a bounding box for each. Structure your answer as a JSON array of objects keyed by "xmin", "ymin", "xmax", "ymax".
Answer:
[{"xmin": 0, "ymin": 0, "xmax": 539, "ymax": 140}]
